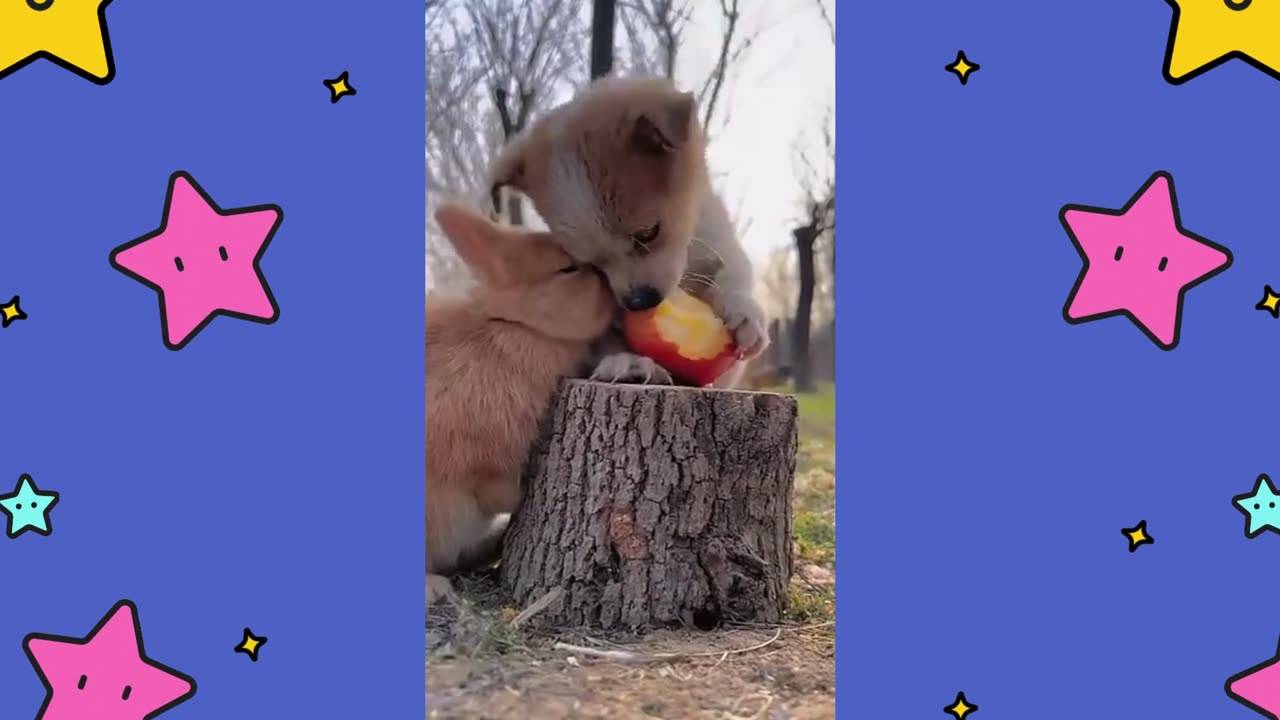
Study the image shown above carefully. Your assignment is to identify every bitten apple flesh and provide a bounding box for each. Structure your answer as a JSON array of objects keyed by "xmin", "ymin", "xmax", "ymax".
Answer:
[{"xmin": 622, "ymin": 288, "xmax": 739, "ymax": 387}]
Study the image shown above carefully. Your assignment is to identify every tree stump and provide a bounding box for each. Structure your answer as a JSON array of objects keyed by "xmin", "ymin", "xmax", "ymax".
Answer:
[{"xmin": 500, "ymin": 379, "xmax": 798, "ymax": 631}]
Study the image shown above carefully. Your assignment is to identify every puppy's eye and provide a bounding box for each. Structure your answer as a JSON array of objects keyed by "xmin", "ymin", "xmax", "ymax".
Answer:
[
  {"xmin": 632, "ymin": 223, "xmax": 661, "ymax": 246},
  {"xmin": 557, "ymin": 264, "xmax": 580, "ymax": 274}
]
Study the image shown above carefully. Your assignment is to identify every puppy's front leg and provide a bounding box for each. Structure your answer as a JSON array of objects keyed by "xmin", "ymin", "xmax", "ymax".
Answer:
[
  {"xmin": 587, "ymin": 327, "xmax": 674, "ymax": 385},
  {"xmin": 688, "ymin": 193, "xmax": 770, "ymax": 361},
  {"xmin": 708, "ymin": 289, "xmax": 769, "ymax": 361},
  {"xmin": 689, "ymin": 266, "xmax": 769, "ymax": 361}
]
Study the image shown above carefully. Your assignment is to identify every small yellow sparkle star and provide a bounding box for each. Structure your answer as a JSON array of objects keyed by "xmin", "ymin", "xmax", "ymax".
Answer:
[
  {"xmin": 944, "ymin": 691, "xmax": 978, "ymax": 719},
  {"xmin": 323, "ymin": 70, "xmax": 356, "ymax": 104},
  {"xmin": 0, "ymin": 295, "xmax": 27, "ymax": 328},
  {"xmin": 234, "ymin": 627, "xmax": 267, "ymax": 662},
  {"xmin": 1258, "ymin": 285, "xmax": 1280, "ymax": 318},
  {"xmin": 945, "ymin": 50, "xmax": 980, "ymax": 85},
  {"xmin": 1122, "ymin": 519, "xmax": 1154, "ymax": 553}
]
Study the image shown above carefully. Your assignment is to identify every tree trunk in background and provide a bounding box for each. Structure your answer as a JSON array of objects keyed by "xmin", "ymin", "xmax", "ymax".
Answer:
[
  {"xmin": 590, "ymin": 0, "xmax": 616, "ymax": 80},
  {"xmin": 506, "ymin": 194, "xmax": 524, "ymax": 226},
  {"xmin": 830, "ymin": 232, "xmax": 836, "ymax": 278},
  {"xmin": 792, "ymin": 226, "xmax": 817, "ymax": 393},
  {"xmin": 501, "ymin": 380, "xmax": 797, "ymax": 632},
  {"xmin": 493, "ymin": 87, "xmax": 531, "ymax": 226}
]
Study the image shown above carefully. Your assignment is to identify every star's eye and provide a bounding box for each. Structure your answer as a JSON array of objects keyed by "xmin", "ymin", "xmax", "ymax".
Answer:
[
  {"xmin": 632, "ymin": 223, "xmax": 661, "ymax": 246},
  {"xmin": 122, "ymin": 685, "xmax": 132, "ymax": 700},
  {"xmin": 78, "ymin": 675, "xmax": 87, "ymax": 690},
  {"xmin": 1114, "ymin": 246, "xmax": 1124, "ymax": 261},
  {"xmin": 1158, "ymin": 256, "xmax": 1168, "ymax": 272},
  {"xmin": 174, "ymin": 257, "xmax": 185, "ymax": 272},
  {"xmin": 219, "ymin": 246, "xmax": 229, "ymax": 261}
]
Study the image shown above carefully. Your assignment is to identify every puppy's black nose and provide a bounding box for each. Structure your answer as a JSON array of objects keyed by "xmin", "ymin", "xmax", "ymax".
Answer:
[{"xmin": 622, "ymin": 286, "xmax": 663, "ymax": 311}]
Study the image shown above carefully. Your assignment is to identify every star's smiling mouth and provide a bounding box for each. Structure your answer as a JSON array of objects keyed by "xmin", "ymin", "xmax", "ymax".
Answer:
[
  {"xmin": 1225, "ymin": 0, "xmax": 1252, "ymax": 10},
  {"xmin": 26, "ymin": 0, "xmax": 54, "ymax": 11}
]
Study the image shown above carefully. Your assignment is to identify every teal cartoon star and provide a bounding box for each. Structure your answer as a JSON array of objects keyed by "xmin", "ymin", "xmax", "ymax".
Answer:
[
  {"xmin": 0, "ymin": 474, "xmax": 59, "ymax": 538},
  {"xmin": 1234, "ymin": 474, "xmax": 1280, "ymax": 539}
]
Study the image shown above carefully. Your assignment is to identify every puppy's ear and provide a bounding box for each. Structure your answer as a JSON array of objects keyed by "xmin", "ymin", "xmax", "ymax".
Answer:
[
  {"xmin": 633, "ymin": 91, "xmax": 696, "ymax": 154},
  {"xmin": 434, "ymin": 204, "xmax": 511, "ymax": 287}
]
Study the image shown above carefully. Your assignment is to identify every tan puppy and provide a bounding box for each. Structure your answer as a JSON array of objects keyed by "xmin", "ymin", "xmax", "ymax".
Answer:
[
  {"xmin": 488, "ymin": 75, "xmax": 767, "ymax": 387},
  {"xmin": 425, "ymin": 204, "xmax": 613, "ymax": 604}
]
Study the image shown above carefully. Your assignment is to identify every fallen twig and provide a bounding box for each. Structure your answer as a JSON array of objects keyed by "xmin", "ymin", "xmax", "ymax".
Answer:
[
  {"xmin": 552, "ymin": 642, "xmax": 644, "ymax": 662},
  {"xmin": 553, "ymin": 629, "xmax": 785, "ymax": 664},
  {"xmin": 510, "ymin": 587, "xmax": 562, "ymax": 628}
]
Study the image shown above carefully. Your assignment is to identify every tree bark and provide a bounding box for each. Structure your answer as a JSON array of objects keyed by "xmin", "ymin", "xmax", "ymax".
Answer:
[
  {"xmin": 792, "ymin": 226, "xmax": 817, "ymax": 393},
  {"xmin": 501, "ymin": 380, "xmax": 797, "ymax": 632}
]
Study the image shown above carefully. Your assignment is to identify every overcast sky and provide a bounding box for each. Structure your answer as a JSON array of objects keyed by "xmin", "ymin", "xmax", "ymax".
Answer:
[{"xmin": 675, "ymin": 0, "xmax": 835, "ymax": 263}]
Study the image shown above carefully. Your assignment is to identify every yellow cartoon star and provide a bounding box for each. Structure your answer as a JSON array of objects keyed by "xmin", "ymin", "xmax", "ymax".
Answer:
[
  {"xmin": 944, "ymin": 691, "xmax": 978, "ymax": 719},
  {"xmin": 323, "ymin": 71, "xmax": 357, "ymax": 103},
  {"xmin": 1258, "ymin": 285, "xmax": 1280, "ymax": 318},
  {"xmin": 0, "ymin": 0, "xmax": 115, "ymax": 84},
  {"xmin": 1122, "ymin": 520, "xmax": 1155, "ymax": 553},
  {"xmin": 1163, "ymin": 0, "xmax": 1280, "ymax": 84},
  {"xmin": 0, "ymin": 296, "xmax": 27, "ymax": 328},
  {"xmin": 234, "ymin": 627, "xmax": 267, "ymax": 662},
  {"xmin": 945, "ymin": 51, "xmax": 980, "ymax": 86}
]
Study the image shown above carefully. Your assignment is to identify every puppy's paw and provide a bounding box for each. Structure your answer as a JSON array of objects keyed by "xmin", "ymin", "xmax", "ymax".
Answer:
[
  {"xmin": 714, "ymin": 292, "xmax": 770, "ymax": 360},
  {"xmin": 590, "ymin": 352, "xmax": 674, "ymax": 385},
  {"xmin": 426, "ymin": 574, "xmax": 453, "ymax": 606}
]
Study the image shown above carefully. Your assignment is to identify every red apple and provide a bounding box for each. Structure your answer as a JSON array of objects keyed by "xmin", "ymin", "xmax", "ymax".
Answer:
[{"xmin": 623, "ymin": 288, "xmax": 739, "ymax": 387}]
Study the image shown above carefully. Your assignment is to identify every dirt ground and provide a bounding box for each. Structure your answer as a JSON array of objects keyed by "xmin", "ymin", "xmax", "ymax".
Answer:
[
  {"xmin": 427, "ymin": 575, "xmax": 834, "ymax": 720},
  {"xmin": 428, "ymin": 385, "xmax": 836, "ymax": 720}
]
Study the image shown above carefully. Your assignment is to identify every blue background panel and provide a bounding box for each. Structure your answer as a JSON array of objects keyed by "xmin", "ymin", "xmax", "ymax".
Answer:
[
  {"xmin": 841, "ymin": 1, "xmax": 1280, "ymax": 717},
  {"xmin": 0, "ymin": 2, "xmax": 424, "ymax": 717}
]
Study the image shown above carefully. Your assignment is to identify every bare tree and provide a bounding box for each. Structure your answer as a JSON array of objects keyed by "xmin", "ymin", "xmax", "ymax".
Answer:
[
  {"xmin": 615, "ymin": 0, "xmax": 755, "ymax": 140},
  {"xmin": 425, "ymin": 1, "xmax": 489, "ymax": 293},
  {"xmin": 616, "ymin": 0, "xmax": 690, "ymax": 79},
  {"xmin": 467, "ymin": 0, "xmax": 584, "ymax": 225},
  {"xmin": 425, "ymin": 0, "xmax": 585, "ymax": 292},
  {"xmin": 790, "ymin": 114, "xmax": 834, "ymax": 393},
  {"xmin": 769, "ymin": 0, "xmax": 835, "ymax": 392},
  {"xmin": 590, "ymin": 0, "xmax": 618, "ymax": 78}
]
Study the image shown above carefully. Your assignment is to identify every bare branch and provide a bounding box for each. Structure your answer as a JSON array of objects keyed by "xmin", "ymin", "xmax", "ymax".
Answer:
[
  {"xmin": 698, "ymin": 0, "xmax": 741, "ymax": 132},
  {"xmin": 615, "ymin": 0, "xmax": 692, "ymax": 79},
  {"xmin": 813, "ymin": 0, "xmax": 835, "ymax": 45}
]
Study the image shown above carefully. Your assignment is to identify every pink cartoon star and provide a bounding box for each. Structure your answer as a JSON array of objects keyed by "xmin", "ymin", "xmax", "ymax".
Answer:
[
  {"xmin": 1227, "ymin": 635, "xmax": 1280, "ymax": 719},
  {"xmin": 1060, "ymin": 170, "xmax": 1232, "ymax": 350},
  {"xmin": 23, "ymin": 600, "xmax": 196, "ymax": 720},
  {"xmin": 110, "ymin": 171, "xmax": 282, "ymax": 350}
]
